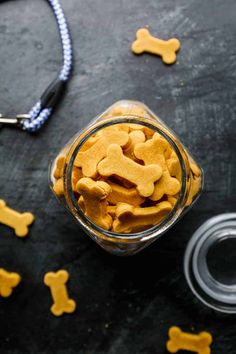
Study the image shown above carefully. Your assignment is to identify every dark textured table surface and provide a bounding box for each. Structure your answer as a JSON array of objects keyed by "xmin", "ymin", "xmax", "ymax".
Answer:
[{"xmin": 0, "ymin": 0, "xmax": 236, "ymax": 353}]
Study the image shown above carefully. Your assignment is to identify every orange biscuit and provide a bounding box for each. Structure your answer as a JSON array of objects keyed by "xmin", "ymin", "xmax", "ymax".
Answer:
[
  {"xmin": 167, "ymin": 196, "xmax": 178, "ymax": 207},
  {"xmin": 79, "ymin": 135, "xmax": 100, "ymax": 152},
  {"xmin": 124, "ymin": 130, "xmax": 146, "ymax": 160},
  {"xmin": 76, "ymin": 177, "xmax": 112, "ymax": 230},
  {"xmin": 71, "ymin": 167, "xmax": 83, "ymax": 192},
  {"xmin": 98, "ymin": 144, "xmax": 162, "ymax": 197},
  {"xmin": 190, "ymin": 161, "xmax": 201, "ymax": 177},
  {"xmin": 167, "ymin": 151, "xmax": 182, "ymax": 181},
  {"xmin": 54, "ymin": 155, "xmax": 66, "ymax": 179},
  {"xmin": 44, "ymin": 270, "xmax": 76, "ymax": 317},
  {"xmin": 74, "ymin": 129, "xmax": 129, "ymax": 178},
  {"xmin": 0, "ymin": 268, "xmax": 21, "ymax": 297},
  {"xmin": 186, "ymin": 174, "xmax": 201, "ymax": 206},
  {"xmin": 113, "ymin": 201, "xmax": 172, "ymax": 233},
  {"xmin": 0, "ymin": 199, "xmax": 35, "ymax": 237},
  {"xmin": 132, "ymin": 28, "xmax": 180, "ymax": 65},
  {"xmin": 134, "ymin": 133, "xmax": 180, "ymax": 200},
  {"xmin": 53, "ymin": 178, "xmax": 64, "ymax": 196},
  {"xmin": 107, "ymin": 181, "xmax": 145, "ymax": 206},
  {"xmin": 167, "ymin": 326, "xmax": 212, "ymax": 354}
]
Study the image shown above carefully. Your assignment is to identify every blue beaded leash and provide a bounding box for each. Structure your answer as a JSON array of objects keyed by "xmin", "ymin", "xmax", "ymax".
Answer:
[{"xmin": 0, "ymin": 0, "xmax": 72, "ymax": 133}]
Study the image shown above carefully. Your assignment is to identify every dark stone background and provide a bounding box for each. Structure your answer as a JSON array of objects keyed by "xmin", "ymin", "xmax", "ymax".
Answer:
[{"xmin": 0, "ymin": 0, "xmax": 236, "ymax": 353}]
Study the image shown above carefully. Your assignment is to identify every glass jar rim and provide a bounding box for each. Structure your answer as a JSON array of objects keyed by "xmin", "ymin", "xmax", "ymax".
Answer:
[{"xmin": 64, "ymin": 115, "xmax": 191, "ymax": 242}]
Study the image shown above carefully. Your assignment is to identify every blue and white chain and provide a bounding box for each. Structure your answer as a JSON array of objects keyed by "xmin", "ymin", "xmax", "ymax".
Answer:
[{"xmin": 22, "ymin": 0, "xmax": 73, "ymax": 132}]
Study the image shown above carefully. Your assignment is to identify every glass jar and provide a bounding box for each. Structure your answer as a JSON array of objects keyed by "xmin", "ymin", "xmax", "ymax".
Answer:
[{"xmin": 49, "ymin": 100, "xmax": 203, "ymax": 256}]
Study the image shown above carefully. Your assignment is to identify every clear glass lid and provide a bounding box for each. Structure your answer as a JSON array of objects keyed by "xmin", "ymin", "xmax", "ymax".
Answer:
[{"xmin": 184, "ymin": 214, "xmax": 236, "ymax": 313}]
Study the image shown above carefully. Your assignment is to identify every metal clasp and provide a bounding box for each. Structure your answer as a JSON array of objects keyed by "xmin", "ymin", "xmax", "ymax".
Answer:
[{"xmin": 0, "ymin": 114, "xmax": 30, "ymax": 128}]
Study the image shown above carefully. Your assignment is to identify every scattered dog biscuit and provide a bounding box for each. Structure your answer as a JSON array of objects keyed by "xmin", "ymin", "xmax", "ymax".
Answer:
[
  {"xmin": 132, "ymin": 28, "xmax": 180, "ymax": 64},
  {"xmin": 113, "ymin": 201, "xmax": 172, "ymax": 233},
  {"xmin": 98, "ymin": 144, "xmax": 163, "ymax": 197},
  {"xmin": 74, "ymin": 129, "xmax": 129, "ymax": 178},
  {"xmin": 76, "ymin": 177, "xmax": 112, "ymax": 230},
  {"xmin": 44, "ymin": 270, "xmax": 76, "ymax": 317},
  {"xmin": 0, "ymin": 199, "xmax": 35, "ymax": 237},
  {"xmin": 167, "ymin": 326, "xmax": 212, "ymax": 354},
  {"xmin": 0, "ymin": 268, "xmax": 21, "ymax": 297}
]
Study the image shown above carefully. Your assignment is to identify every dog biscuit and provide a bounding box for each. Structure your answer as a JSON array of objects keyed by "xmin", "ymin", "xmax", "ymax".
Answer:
[
  {"xmin": 167, "ymin": 326, "xmax": 212, "ymax": 354},
  {"xmin": 0, "ymin": 199, "xmax": 35, "ymax": 237},
  {"xmin": 113, "ymin": 201, "xmax": 172, "ymax": 233},
  {"xmin": 186, "ymin": 174, "xmax": 201, "ymax": 206},
  {"xmin": 71, "ymin": 167, "xmax": 83, "ymax": 192},
  {"xmin": 54, "ymin": 155, "xmax": 65, "ymax": 179},
  {"xmin": 75, "ymin": 129, "xmax": 129, "ymax": 178},
  {"xmin": 167, "ymin": 151, "xmax": 182, "ymax": 181},
  {"xmin": 132, "ymin": 28, "xmax": 180, "ymax": 64},
  {"xmin": 76, "ymin": 178, "xmax": 112, "ymax": 230},
  {"xmin": 107, "ymin": 181, "xmax": 145, "ymax": 206},
  {"xmin": 44, "ymin": 270, "xmax": 76, "ymax": 316},
  {"xmin": 79, "ymin": 135, "xmax": 100, "ymax": 152},
  {"xmin": 107, "ymin": 205, "xmax": 117, "ymax": 217},
  {"xmin": 98, "ymin": 144, "xmax": 162, "ymax": 197},
  {"xmin": 190, "ymin": 161, "xmax": 201, "ymax": 177},
  {"xmin": 124, "ymin": 130, "xmax": 146, "ymax": 160},
  {"xmin": 0, "ymin": 268, "xmax": 21, "ymax": 297},
  {"xmin": 167, "ymin": 196, "xmax": 178, "ymax": 207},
  {"xmin": 134, "ymin": 133, "xmax": 180, "ymax": 200},
  {"xmin": 53, "ymin": 178, "xmax": 64, "ymax": 196}
]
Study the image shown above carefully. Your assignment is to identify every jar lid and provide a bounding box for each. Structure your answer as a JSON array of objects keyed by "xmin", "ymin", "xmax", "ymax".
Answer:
[{"xmin": 184, "ymin": 214, "xmax": 236, "ymax": 313}]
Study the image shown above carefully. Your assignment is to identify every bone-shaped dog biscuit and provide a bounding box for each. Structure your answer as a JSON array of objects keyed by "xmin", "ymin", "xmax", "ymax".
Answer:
[
  {"xmin": 113, "ymin": 201, "xmax": 172, "ymax": 233},
  {"xmin": 107, "ymin": 181, "xmax": 145, "ymax": 206},
  {"xmin": 44, "ymin": 270, "xmax": 76, "ymax": 316},
  {"xmin": 98, "ymin": 144, "xmax": 162, "ymax": 197},
  {"xmin": 167, "ymin": 326, "xmax": 212, "ymax": 354},
  {"xmin": 134, "ymin": 133, "xmax": 180, "ymax": 200},
  {"xmin": 0, "ymin": 200, "xmax": 35, "ymax": 237},
  {"xmin": 124, "ymin": 130, "xmax": 146, "ymax": 160},
  {"xmin": 76, "ymin": 178, "xmax": 112, "ymax": 230},
  {"xmin": 132, "ymin": 28, "xmax": 180, "ymax": 64},
  {"xmin": 0, "ymin": 268, "xmax": 21, "ymax": 297},
  {"xmin": 74, "ymin": 129, "xmax": 129, "ymax": 177}
]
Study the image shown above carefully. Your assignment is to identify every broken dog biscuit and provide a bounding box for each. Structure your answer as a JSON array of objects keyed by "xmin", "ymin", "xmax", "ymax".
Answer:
[
  {"xmin": 132, "ymin": 28, "xmax": 180, "ymax": 64},
  {"xmin": 76, "ymin": 178, "xmax": 112, "ymax": 230},
  {"xmin": 44, "ymin": 270, "xmax": 76, "ymax": 316},
  {"xmin": 0, "ymin": 268, "xmax": 21, "ymax": 297},
  {"xmin": 107, "ymin": 181, "xmax": 145, "ymax": 206},
  {"xmin": 134, "ymin": 133, "xmax": 180, "ymax": 200},
  {"xmin": 0, "ymin": 199, "xmax": 35, "ymax": 237},
  {"xmin": 74, "ymin": 129, "xmax": 129, "ymax": 178},
  {"xmin": 113, "ymin": 201, "xmax": 172, "ymax": 233},
  {"xmin": 167, "ymin": 326, "xmax": 212, "ymax": 354},
  {"xmin": 98, "ymin": 144, "xmax": 163, "ymax": 197}
]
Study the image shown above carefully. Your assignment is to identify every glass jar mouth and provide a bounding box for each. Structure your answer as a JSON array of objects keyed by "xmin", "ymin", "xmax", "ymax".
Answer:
[
  {"xmin": 184, "ymin": 214, "xmax": 236, "ymax": 313},
  {"xmin": 64, "ymin": 115, "xmax": 190, "ymax": 242}
]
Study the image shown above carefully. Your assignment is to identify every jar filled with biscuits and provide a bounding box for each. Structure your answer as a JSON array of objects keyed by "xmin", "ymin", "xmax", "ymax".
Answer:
[{"xmin": 49, "ymin": 100, "xmax": 203, "ymax": 256}]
